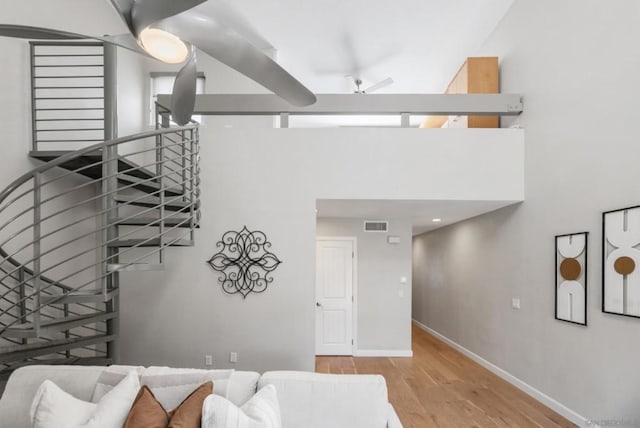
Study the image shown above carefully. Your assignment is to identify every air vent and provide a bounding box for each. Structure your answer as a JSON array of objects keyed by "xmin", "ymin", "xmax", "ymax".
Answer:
[{"xmin": 364, "ymin": 221, "xmax": 389, "ymax": 233}]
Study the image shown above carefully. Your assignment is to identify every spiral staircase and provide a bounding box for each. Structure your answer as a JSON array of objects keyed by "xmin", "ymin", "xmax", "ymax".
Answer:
[{"xmin": 0, "ymin": 42, "xmax": 201, "ymax": 378}]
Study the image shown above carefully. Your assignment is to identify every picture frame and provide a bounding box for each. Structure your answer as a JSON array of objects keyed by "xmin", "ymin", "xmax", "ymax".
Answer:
[
  {"xmin": 555, "ymin": 232, "xmax": 588, "ymax": 326},
  {"xmin": 603, "ymin": 205, "xmax": 640, "ymax": 319}
]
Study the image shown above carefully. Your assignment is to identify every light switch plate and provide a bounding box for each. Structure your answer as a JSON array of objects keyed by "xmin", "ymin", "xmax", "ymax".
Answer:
[{"xmin": 511, "ymin": 298, "xmax": 521, "ymax": 310}]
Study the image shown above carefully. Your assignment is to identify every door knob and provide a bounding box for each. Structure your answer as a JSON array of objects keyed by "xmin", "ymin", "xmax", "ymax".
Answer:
[{"xmin": 316, "ymin": 302, "xmax": 322, "ymax": 307}]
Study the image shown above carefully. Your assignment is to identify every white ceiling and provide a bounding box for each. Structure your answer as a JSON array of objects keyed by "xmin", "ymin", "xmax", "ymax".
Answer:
[
  {"xmin": 316, "ymin": 199, "xmax": 519, "ymax": 235},
  {"xmin": 214, "ymin": 0, "xmax": 514, "ymax": 95},
  {"xmin": 198, "ymin": 0, "xmax": 514, "ymax": 127}
]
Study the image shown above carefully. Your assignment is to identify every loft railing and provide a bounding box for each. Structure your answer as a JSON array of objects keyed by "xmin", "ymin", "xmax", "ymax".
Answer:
[{"xmin": 30, "ymin": 41, "xmax": 106, "ymax": 151}]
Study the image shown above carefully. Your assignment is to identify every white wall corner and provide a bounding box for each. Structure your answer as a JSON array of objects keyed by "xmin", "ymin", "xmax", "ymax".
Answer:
[{"xmin": 411, "ymin": 320, "xmax": 595, "ymax": 428}]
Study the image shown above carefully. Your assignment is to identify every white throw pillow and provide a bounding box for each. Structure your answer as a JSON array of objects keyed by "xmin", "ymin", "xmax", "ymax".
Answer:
[
  {"xmin": 30, "ymin": 371, "xmax": 139, "ymax": 428},
  {"xmin": 202, "ymin": 384, "xmax": 281, "ymax": 428},
  {"xmin": 91, "ymin": 365, "xmax": 145, "ymax": 402}
]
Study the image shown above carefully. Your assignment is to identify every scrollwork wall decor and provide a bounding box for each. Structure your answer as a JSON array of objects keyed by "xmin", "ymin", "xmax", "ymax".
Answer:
[{"xmin": 207, "ymin": 226, "xmax": 282, "ymax": 298}]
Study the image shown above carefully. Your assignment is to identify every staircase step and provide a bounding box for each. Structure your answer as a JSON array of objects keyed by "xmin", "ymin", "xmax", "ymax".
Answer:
[
  {"xmin": 114, "ymin": 195, "xmax": 194, "ymax": 212},
  {"xmin": 117, "ymin": 174, "xmax": 184, "ymax": 197},
  {"xmin": 0, "ymin": 334, "xmax": 116, "ymax": 364},
  {"xmin": 0, "ymin": 357, "xmax": 113, "ymax": 380},
  {"xmin": 29, "ymin": 151, "xmax": 155, "ymax": 180},
  {"xmin": 107, "ymin": 263, "xmax": 164, "ymax": 272},
  {"xmin": 107, "ymin": 238, "xmax": 194, "ymax": 248},
  {"xmin": 114, "ymin": 217, "xmax": 196, "ymax": 228},
  {"xmin": 42, "ymin": 289, "xmax": 119, "ymax": 305},
  {"xmin": 2, "ymin": 356, "xmax": 113, "ymax": 375},
  {"xmin": 0, "ymin": 312, "xmax": 117, "ymax": 339}
]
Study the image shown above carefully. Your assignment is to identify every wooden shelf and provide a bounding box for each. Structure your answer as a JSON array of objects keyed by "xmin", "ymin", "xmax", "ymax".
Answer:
[{"xmin": 421, "ymin": 57, "xmax": 500, "ymax": 129}]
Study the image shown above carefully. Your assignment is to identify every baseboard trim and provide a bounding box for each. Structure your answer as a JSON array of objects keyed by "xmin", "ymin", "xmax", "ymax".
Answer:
[
  {"xmin": 354, "ymin": 349, "xmax": 413, "ymax": 357},
  {"xmin": 412, "ymin": 320, "xmax": 591, "ymax": 427}
]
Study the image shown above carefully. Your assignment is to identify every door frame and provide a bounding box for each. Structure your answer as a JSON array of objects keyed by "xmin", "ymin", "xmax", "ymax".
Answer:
[{"xmin": 316, "ymin": 236, "xmax": 358, "ymax": 355}]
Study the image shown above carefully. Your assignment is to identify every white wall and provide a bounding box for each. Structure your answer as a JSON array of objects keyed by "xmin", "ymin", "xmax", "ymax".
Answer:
[
  {"xmin": 413, "ymin": 0, "xmax": 640, "ymax": 423},
  {"xmin": 118, "ymin": 127, "xmax": 523, "ymax": 372},
  {"xmin": 316, "ymin": 218, "xmax": 412, "ymax": 354}
]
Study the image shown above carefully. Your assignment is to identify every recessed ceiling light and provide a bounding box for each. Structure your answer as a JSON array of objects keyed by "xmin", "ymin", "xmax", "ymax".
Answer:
[{"xmin": 432, "ymin": 218, "xmax": 442, "ymax": 223}]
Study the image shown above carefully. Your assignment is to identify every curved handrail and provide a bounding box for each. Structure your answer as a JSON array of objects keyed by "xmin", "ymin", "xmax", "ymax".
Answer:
[
  {"xmin": 0, "ymin": 125, "xmax": 198, "ymax": 293},
  {"xmin": 0, "ymin": 123, "xmax": 200, "ymax": 354}
]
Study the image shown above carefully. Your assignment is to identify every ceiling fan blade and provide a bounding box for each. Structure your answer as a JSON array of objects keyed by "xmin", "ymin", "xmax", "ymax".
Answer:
[
  {"xmin": 364, "ymin": 77, "xmax": 394, "ymax": 94},
  {"xmin": 199, "ymin": 0, "xmax": 272, "ymax": 51},
  {"xmin": 0, "ymin": 24, "xmax": 149, "ymax": 56},
  {"xmin": 99, "ymin": 33, "xmax": 149, "ymax": 56},
  {"xmin": 131, "ymin": 0, "xmax": 208, "ymax": 37},
  {"xmin": 0, "ymin": 24, "xmax": 84, "ymax": 40},
  {"xmin": 156, "ymin": 10, "xmax": 316, "ymax": 107},
  {"xmin": 108, "ymin": 0, "xmax": 135, "ymax": 34},
  {"xmin": 170, "ymin": 47, "xmax": 198, "ymax": 126}
]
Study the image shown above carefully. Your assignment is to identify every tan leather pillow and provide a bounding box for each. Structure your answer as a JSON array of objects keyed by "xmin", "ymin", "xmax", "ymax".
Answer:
[{"xmin": 124, "ymin": 381, "xmax": 213, "ymax": 428}]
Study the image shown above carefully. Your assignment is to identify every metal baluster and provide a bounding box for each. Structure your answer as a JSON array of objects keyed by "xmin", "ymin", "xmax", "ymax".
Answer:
[
  {"xmin": 29, "ymin": 43, "xmax": 37, "ymax": 152},
  {"xmin": 103, "ymin": 42, "xmax": 119, "ymax": 363},
  {"xmin": 64, "ymin": 303, "xmax": 70, "ymax": 358},
  {"xmin": 17, "ymin": 268, "xmax": 27, "ymax": 345},
  {"xmin": 181, "ymin": 130, "xmax": 187, "ymax": 200},
  {"xmin": 158, "ymin": 132, "xmax": 165, "ymax": 264},
  {"xmin": 189, "ymin": 128, "xmax": 196, "ymax": 242},
  {"xmin": 33, "ymin": 173, "xmax": 42, "ymax": 336}
]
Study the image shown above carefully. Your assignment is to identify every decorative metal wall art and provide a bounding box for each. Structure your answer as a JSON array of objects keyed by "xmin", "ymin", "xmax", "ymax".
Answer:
[
  {"xmin": 555, "ymin": 232, "xmax": 588, "ymax": 326},
  {"xmin": 603, "ymin": 205, "xmax": 640, "ymax": 319},
  {"xmin": 207, "ymin": 226, "xmax": 282, "ymax": 298}
]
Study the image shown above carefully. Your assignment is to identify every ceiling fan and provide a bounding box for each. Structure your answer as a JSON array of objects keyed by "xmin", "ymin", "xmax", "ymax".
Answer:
[
  {"xmin": 348, "ymin": 76, "xmax": 394, "ymax": 94},
  {"xmin": 0, "ymin": 0, "xmax": 317, "ymax": 125}
]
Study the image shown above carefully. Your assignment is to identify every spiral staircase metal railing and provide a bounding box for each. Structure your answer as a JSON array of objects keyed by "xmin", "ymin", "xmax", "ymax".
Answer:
[{"xmin": 0, "ymin": 125, "xmax": 200, "ymax": 378}]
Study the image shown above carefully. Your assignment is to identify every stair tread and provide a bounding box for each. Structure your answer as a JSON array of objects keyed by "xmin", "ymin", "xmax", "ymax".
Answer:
[
  {"xmin": 115, "ymin": 195, "xmax": 194, "ymax": 212},
  {"xmin": 1, "ymin": 312, "xmax": 117, "ymax": 338},
  {"xmin": 0, "ymin": 334, "xmax": 116, "ymax": 364},
  {"xmin": 107, "ymin": 238, "xmax": 194, "ymax": 248},
  {"xmin": 29, "ymin": 151, "xmax": 155, "ymax": 180},
  {"xmin": 114, "ymin": 217, "xmax": 194, "ymax": 227},
  {"xmin": 107, "ymin": 263, "xmax": 164, "ymax": 272},
  {"xmin": 0, "ymin": 357, "xmax": 113, "ymax": 379},
  {"xmin": 42, "ymin": 289, "xmax": 118, "ymax": 305},
  {"xmin": 117, "ymin": 173, "xmax": 184, "ymax": 197}
]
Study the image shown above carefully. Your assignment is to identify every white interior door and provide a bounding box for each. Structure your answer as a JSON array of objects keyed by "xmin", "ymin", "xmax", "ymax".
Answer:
[{"xmin": 315, "ymin": 239, "xmax": 354, "ymax": 356}]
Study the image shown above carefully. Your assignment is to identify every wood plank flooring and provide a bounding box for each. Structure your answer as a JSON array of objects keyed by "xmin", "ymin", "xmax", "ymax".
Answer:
[{"xmin": 315, "ymin": 324, "xmax": 576, "ymax": 428}]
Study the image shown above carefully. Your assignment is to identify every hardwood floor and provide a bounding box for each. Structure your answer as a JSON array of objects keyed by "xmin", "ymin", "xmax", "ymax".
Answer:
[{"xmin": 315, "ymin": 324, "xmax": 576, "ymax": 428}]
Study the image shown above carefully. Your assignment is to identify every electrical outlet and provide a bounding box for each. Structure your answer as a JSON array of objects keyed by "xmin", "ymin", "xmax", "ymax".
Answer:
[
  {"xmin": 229, "ymin": 352, "xmax": 238, "ymax": 363},
  {"xmin": 511, "ymin": 298, "xmax": 521, "ymax": 310},
  {"xmin": 205, "ymin": 355, "xmax": 213, "ymax": 366}
]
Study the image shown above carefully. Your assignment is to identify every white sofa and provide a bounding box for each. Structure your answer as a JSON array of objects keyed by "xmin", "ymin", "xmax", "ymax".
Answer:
[{"xmin": 0, "ymin": 365, "xmax": 403, "ymax": 428}]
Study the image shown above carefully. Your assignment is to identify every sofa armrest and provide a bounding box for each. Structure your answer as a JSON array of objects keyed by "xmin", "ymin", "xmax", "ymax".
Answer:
[{"xmin": 387, "ymin": 403, "xmax": 403, "ymax": 428}]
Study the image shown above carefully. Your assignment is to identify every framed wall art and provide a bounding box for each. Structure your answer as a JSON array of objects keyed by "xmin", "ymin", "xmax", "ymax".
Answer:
[
  {"xmin": 555, "ymin": 232, "xmax": 588, "ymax": 326},
  {"xmin": 603, "ymin": 206, "xmax": 640, "ymax": 319}
]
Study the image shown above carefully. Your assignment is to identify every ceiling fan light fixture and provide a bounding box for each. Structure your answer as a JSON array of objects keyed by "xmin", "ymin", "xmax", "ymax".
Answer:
[{"xmin": 139, "ymin": 27, "xmax": 188, "ymax": 64}]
